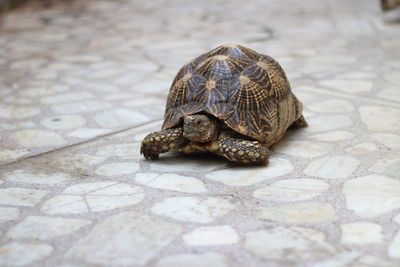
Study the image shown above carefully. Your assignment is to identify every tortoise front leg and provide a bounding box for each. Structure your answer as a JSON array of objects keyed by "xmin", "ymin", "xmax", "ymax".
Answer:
[
  {"xmin": 215, "ymin": 132, "xmax": 270, "ymax": 164},
  {"xmin": 140, "ymin": 128, "xmax": 188, "ymax": 160}
]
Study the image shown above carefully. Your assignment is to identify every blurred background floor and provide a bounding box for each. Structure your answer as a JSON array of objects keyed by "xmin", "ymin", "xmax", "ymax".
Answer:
[{"xmin": 0, "ymin": 0, "xmax": 400, "ymax": 266}]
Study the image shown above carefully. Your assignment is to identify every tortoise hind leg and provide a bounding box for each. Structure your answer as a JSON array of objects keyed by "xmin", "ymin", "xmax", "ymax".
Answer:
[
  {"xmin": 290, "ymin": 115, "xmax": 308, "ymax": 128},
  {"xmin": 141, "ymin": 128, "xmax": 188, "ymax": 160},
  {"xmin": 215, "ymin": 132, "xmax": 270, "ymax": 164}
]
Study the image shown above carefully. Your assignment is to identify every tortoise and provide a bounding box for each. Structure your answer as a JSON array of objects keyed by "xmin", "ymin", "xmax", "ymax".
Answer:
[{"xmin": 140, "ymin": 44, "xmax": 307, "ymax": 164}]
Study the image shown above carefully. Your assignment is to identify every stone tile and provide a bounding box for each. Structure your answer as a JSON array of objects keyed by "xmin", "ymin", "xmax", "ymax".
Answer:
[
  {"xmin": 3, "ymin": 95, "xmax": 32, "ymax": 105},
  {"xmin": 96, "ymin": 143, "xmax": 140, "ymax": 159},
  {"xmin": 340, "ymin": 222, "xmax": 383, "ymax": 245},
  {"xmin": 41, "ymin": 115, "xmax": 86, "ymax": 130},
  {"xmin": 10, "ymin": 129, "xmax": 67, "ymax": 147},
  {"xmin": 10, "ymin": 59, "xmax": 46, "ymax": 70},
  {"xmin": 41, "ymin": 195, "xmax": 88, "ymax": 215},
  {"xmin": 0, "ymin": 242, "xmax": 53, "ymax": 266},
  {"xmin": 395, "ymin": 214, "xmax": 400, "ymax": 224},
  {"xmin": 78, "ymin": 82, "xmax": 120, "ymax": 93},
  {"xmin": 113, "ymin": 73, "xmax": 148, "ymax": 86},
  {"xmin": 377, "ymin": 88, "xmax": 400, "ymax": 102},
  {"xmin": 316, "ymin": 252, "xmax": 397, "ymax": 267},
  {"xmin": 52, "ymin": 153, "xmax": 106, "ymax": 172},
  {"xmin": 388, "ymin": 231, "xmax": 400, "ymax": 259},
  {"xmin": 304, "ymin": 156, "xmax": 360, "ymax": 179},
  {"xmin": 7, "ymin": 216, "xmax": 91, "ymax": 240},
  {"xmin": 0, "ymin": 207, "xmax": 19, "ymax": 223},
  {"xmin": 122, "ymin": 96, "xmax": 164, "ymax": 107},
  {"xmin": 149, "ymin": 156, "xmax": 225, "ymax": 173},
  {"xmin": 345, "ymin": 142, "xmax": 378, "ymax": 155},
  {"xmin": 254, "ymin": 202, "xmax": 337, "ymax": 223},
  {"xmin": 3, "ymin": 169, "xmax": 71, "ymax": 184},
  {"xmin": 253, "ymin": 178, "xmax": 329, "ymax": 201},
  {"xmin": 182, "ymin": 225, "xmax": 239, "ymax": 246},
  {"xmin": 336, "ymin": 71, "xmax": 375, "ymax": 80},
  {"xmin": 205, "ymin": 158, "xmax": 293, "ymax": 186},
  {"xmin": 35, "ymin": 70, "xmax": 58, "ymax": 80},
  {"xmin": 86, "ymin": 195, "xmax": 145, "ymax": 212},
  {"xmin": 0, "ymin": 121, "xmax": 36, "ymax": 131},
  {"xmin": 79, "ymin": 182, "xmax": 145, "ymax": 212},
  {"xmin": 133, "ymin": 79, "xmax": 170, "ymax": 94},
  {"xmin": 103, "ymin": 92, "xmax": 138, "ymax": 101},
  {"xmin": 42, "ymin": 182, "xmax": 145, "ymax": 214},
  {"xmin": 0, "ymin": 188, "xmax": 49, "ymax": 207},
  {"xmin": 156, "ymin": 253, "xmax": 234, "ymax": 267},
  {"xmin": 135, "ymin": 173, "xmax": 207, "ymax": 193},
  {"xmin": 151, "ymin": 196, "xmax": 237, "ymax": 223},
  {"xmin": 274, "ymin": 140, "xmax": 333, "ymax": 158},
  {"xmin": 320, "ymin": 79, "xmax": 372, "ymax": 93},
  {"xmin": 19, "ymin": 85, "xmax": 70, "ymax": 97},
  {"xmin": 306, "ymin": 115, "xmax": 353, "ymax": 133},
  {"xmin": 385, "ymin": 71, "xmax": 400, "ymax": 85},
  {"xmin": 51, "ymin": 100, "xmax": 113, "ymax": 114},
  {"xmin": 313, "ymin": 55, "xmax": 356, "ymax": 65},
  {"xmin": 40, "ymin": 92, "xmax": 94, "ymax": 104},
  {"xmin": 0, "ymin": 105, "xmax": 41, "ymax": 119},
  {"xmin": 94, "ymin": 108, "xmax": 148, "ymax": 128},
  {"xmin": 306, "ymin": 131, "xmax": 355, "ymax": 142},
  {"xmin": 369, "ymin": 156, "xmax": 400, "ymax": 178},
  {"xmin": 66, "ymin": 211, "xmax": 182, "ymax": 265},
  {"xmin": 62, "ymin": 181, "xmax": 117, "ymax": 194},
  {"xmin": 86, "ymin": 67, "xmax": 125, "ymax": 80},
  {"xmin": 95, "ymin": 162, "xmax": 140, "ymax": 176},
  {"xmin": 372, "ymin": 133, "xmax": 400, "ymax": 149},
  {"xmin": 307, "ymin": 99, "xmax": 354, "ymax": 113},
  {"xmin": 68, "ymin": 128, "xmax": 111, "ymax": 139},
  {"xmin": 359, "ymin": 106, "xmax": 400, "ymax": 132},
  {"xmin": 244, "ymin": 227, "xmax": 334, "ymax": 263},
  {"xmin": 0, "ymin": 149, "xmax": 30, "ymax": 163},
  {"xmin": 343, "ymin": 175, "xmax": 400, "ymax": 217}
]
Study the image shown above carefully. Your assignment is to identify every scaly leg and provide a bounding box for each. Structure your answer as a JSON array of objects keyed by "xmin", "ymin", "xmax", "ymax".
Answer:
[
  {"xmin": 140, "ymin": 128, "xmax": 188, "ymax": 160},
  {"xmin": 215, "ymin": 132, "xmax": 270, "ymax": 164}
]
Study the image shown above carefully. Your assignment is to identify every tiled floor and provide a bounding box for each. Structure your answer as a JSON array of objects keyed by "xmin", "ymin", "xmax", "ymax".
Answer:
[{"xmin": 1, "ymin": 0, "xmax": 400, "ymax": 266}]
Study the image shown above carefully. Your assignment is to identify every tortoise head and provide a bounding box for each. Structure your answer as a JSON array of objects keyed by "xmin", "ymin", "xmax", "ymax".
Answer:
[{"xmin": 183, "ymin": 114, "xmax": 219, "ymax": 143}]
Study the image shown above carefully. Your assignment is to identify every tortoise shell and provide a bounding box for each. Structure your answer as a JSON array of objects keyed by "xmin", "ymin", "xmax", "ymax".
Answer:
[{"xmin": 162, "ymin": 44, "xmax": 302, "ymax": 144}]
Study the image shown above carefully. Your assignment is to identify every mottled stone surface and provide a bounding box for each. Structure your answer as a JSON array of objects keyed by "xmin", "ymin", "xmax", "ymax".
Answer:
[
  {"xmin": 66, "ymin": 211, "xmax": 182, "ymax": 265},
  {"xmin": 0, "ymin": 0, "xmax": 399, "ymax": 266},
  {"xmin": 0, "ymin": 242, "xmax": 53, "ymax": 266},
  {"xmin": 244, "ymin": 227, "xmax": 335, "ymax": 263},
  {"xmin": 253, "ymin": 178, "xmax": 329, "ymax": 201},
  {"xmin": 157, "ymin": 253, "xmax": 234, "ymax": 267},
  {"xmin": 343, "ymin": 175, "xmax": 400, "ymax": 217},
  {"xmin": 151, "ymin": 197, "xmax": 237, "ymax": 223},
  {"xmin": 7, "ymin": 216, "xmax": 91, "ymax": 240},
  {"xmin": 182, "ymin": 225, "xmax": 239, "ymax": 246},
  {"xmin": 340, "ymin": 222, "xmax": 383, "ymax": 245},
  {"xmin": 254, "ymin": 201, "xmax": 337, "ymax": 223}
]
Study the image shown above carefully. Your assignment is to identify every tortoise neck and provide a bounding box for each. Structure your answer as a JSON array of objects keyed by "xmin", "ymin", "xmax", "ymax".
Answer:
[{"xmin": 183, "ymin": 114, "xmax": 219, "ymax": 142}]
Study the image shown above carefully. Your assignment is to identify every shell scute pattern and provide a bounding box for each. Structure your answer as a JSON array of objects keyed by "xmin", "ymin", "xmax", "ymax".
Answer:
[
  {"xmin": 257, "ymin": 55, "xmax": 290, "ymax": 100},
  {"xmin": 207, "ymin": 44, "xmax": 261, "ymax": 60},
  {"xmin": 195, "ymin": 55, "xmax": 250, "ymax": 80},
  {"xmin": 163, "ymin": 44, "xmax": 295, "ymax": 142}
]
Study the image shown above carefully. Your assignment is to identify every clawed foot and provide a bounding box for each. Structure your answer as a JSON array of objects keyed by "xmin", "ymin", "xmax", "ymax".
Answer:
[
  {"xmin": 140, "ymin": 128, "xmax": 188, "ymax": 160},
  {"xmin": 217, "ymin": 132, "xmax": 270, "ymax": 164}
]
